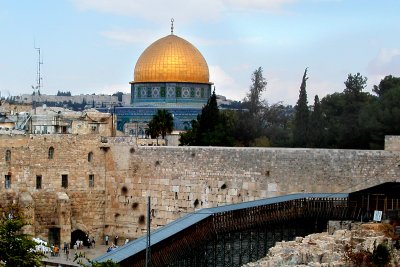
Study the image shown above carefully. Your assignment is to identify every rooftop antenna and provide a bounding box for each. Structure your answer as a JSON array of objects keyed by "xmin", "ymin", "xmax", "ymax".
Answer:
[
  {"xmin": 170, "ymin": 18, "xmax": 174, "ymax": 35},
  {"xmin": 33, "ymin": 40, "xmax": 43, "ymax": 95},
  {"xmin": 32, "ymin": 40, "xmax": 43, "ymax": 111}
]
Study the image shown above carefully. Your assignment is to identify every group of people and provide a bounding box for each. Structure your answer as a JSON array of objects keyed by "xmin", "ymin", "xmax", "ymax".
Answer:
[
  {"xmin": 74, "ymin": 234, "xmax": 96, "ymax": 250},
  {"xmin": 104, "ymin": 234, "xmax": 119, "ymax": 246},
  {"xmin": 50, "ymin": 242, "xmax": 70, "ymax": 260},
  {"xmin": 104, "ymin": 234, "xmax": 130, "ymax": 253}
]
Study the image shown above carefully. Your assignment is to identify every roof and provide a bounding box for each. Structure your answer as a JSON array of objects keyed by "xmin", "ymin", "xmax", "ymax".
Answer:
[
  {"xmin": 95, "ymin": 193, "xmax": 348, "ymax": 263},
  {"xmin": 133, "ymin": 34, "xmax": 210, "ymax": 84},
  {"xmin": 349, "ymin": 182, "xmax": 400, "ymax": 196}
]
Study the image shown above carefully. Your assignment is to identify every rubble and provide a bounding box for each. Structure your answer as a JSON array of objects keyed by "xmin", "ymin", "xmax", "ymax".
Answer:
[{"xmin": 243, "ymin": 223, "xmax": 400, "ymax": 267}]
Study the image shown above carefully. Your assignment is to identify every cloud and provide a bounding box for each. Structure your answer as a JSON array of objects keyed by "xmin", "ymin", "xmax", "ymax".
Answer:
[
  {"xmin": 226, "ymin": 0, "xmax": 296, "ymax": 11},
  {"xmin": 101, "ymin": 29, "xmax": 164, "ymax": 45},
  {"xmin": 72, "ymin": 0, "xmax": 222, "ymax": 23},
  {"xmin": 263, "ymin": 69, "xmax": 344, "ymax": 106},
  {"xmin": 367, "ymin": 48, "xmax": 400, "ymax": 75},
  {"xmin": 209, "ymin": 65, "xmax": 246, "ymax": 100},
  {"xmin": 71, "ymin": 0, "xmax": 296, "ymax": 23},
  {"xmin": 101, "ymin": 28, "xmax": 265, "ymax": 47}
]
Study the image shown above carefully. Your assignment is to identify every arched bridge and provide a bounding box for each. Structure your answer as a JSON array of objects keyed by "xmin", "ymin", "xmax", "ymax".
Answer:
[{"xmin": 96, "ymin": 182, "xmax": 400, "ymax": 267}]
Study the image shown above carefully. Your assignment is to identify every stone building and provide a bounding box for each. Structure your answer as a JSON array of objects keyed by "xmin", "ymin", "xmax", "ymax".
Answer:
[
  {"xmin": 0, "ymin": 133, "xmax": 400, "ymax": 247},
  {"xmin": 15, "ymin": 93, "xmax": 123, "ymax": 108}
]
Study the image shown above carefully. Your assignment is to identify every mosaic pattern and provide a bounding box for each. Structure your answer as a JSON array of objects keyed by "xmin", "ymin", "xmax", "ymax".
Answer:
[
  {"xmin": 132, "ymin": 83, "xmax": 211, "ymax": 103},
  {"xmin": 140, "ymin": 88, "xmax": 147, "ymax": 98},
  {"xmin": 167, "ymin": 87, "xmax": 175, "ymax": 98},
  {"xmin": 182, "ymin": 87, "xmax": 190, "ymax": 98},
  {"xmin": 152, "ymin": 87, "xmax": 160, "ymax": 98},
  {"xmin": 195, "ymin": 88, "xmax": 201, "ymax": 98},
  {"xmin": 133, "ymin": 35, "xmax": 209, "ymax": 83}
]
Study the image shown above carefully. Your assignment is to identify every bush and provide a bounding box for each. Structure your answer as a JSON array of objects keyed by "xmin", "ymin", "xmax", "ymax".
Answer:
[{"xmin": 372, "ymin": 244, "xmax": 391, "ymax": 267}]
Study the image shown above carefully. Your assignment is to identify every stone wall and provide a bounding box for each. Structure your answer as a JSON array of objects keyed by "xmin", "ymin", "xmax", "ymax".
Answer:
[
  {"xmin": 0, "ymin": 135, "xmax": 108, "ymax": 244},
  {"xmin": 106, "ymin": 145, "xmax": 400, "ymax": 237},
  {"xmin": 385, "ymin": 135, "xmax": 400, "ymax": 151},
  {"xmin": 1, "ymin": 135, "xmax": 400, "ymax": 245}
]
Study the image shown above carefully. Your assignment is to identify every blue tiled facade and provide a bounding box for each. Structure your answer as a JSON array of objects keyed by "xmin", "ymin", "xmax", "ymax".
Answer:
[
  {"xmin": 97, "ymin": 82, "xmax": 211, "ymax": 133},
  {"xmin": 97, "ymin": 106, "xmax": 204, "ymax": 133},
  {"xmin": 131, "ymin": 82, "xmax": 211, "ymax": 106}
]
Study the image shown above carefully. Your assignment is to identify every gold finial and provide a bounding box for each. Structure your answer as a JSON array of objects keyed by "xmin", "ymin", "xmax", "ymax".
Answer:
[{"xmin": 171, "ymin": 18, "xmax": 174, "ymax": 35}]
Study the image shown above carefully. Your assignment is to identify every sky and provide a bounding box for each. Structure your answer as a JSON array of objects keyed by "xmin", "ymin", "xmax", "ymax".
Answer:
[{"xmin": 1, "ymin": 0, "xmax": 399, "ymax": 105}]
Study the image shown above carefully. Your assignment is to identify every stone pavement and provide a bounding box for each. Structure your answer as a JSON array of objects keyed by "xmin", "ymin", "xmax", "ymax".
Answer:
[{"xmin": 43, "ymin": 244, "xmax": 109, "ymax": 267}]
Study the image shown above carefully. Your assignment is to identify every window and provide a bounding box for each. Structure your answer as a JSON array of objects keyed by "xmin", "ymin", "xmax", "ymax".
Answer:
[
  {"xmin": 36, "ymin": 175, "xmax": 42, "ymax": 189},
  {"xmin": 61, "ymin": 174, "xmax": 68, "ymax": 188},
  {"xmin": 48, "ymin": 147, "xmax": 54, "ymax": 159},
  {"xmin": 5, "ymin": 150, "xmax": 11, "ymax": 162},
  {"xmin": 88, "ymin": 152, "xmax": 93, "ymax": 162},
  {"xmin": 89, "ymin": 174, "xmax": 94, "ymax": 187},
  {"xmin": 90, "ymin": 124, "xmax": 98, "ymax": 133},
  {"xmin": 5, "ymin": 175, "xmax": 11, "ymax": 189}
]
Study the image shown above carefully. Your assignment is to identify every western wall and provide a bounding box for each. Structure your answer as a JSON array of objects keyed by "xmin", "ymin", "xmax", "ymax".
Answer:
[{"xmin": 1, "ymin": 134, "xmax": 400, "ymax": 246}]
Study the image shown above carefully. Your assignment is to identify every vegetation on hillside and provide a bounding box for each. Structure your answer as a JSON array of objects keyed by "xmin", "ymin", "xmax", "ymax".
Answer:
[{"xmin": 180, "ymin": 67, "xmax": 400, "ymax": 149}]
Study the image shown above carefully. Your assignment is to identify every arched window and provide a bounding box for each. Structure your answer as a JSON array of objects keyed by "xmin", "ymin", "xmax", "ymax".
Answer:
[
  {"xmin": 5, "ymin": 150, "xmax": 11, "ymax": 162},
  {"xmin": 88, "ymin": 152, "xmax": 93, "ymax": 162},
  {"xmin": 48, "ymin": 147, "xmax": 54, "ymax": 159}
]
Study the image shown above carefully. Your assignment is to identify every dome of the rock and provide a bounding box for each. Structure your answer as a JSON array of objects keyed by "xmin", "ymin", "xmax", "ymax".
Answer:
[
  {"xmin": 127, "ymin": 29, "xmax": 213, "ymax": 132},
  {"xmin": 133, "ymin": 34, "xmax": 210, "ymax": 84}
]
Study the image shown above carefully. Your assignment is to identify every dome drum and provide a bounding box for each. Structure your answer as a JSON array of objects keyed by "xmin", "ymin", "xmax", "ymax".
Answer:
[{"xmin": 131, "ymin": 82, "xmax": 211, "ymax": 107}]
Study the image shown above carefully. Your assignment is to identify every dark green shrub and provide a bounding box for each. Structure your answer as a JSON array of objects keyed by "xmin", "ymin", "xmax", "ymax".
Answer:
[{"xmin": 372, "ymin": 244, "xmax": 391, "ymax": 267}]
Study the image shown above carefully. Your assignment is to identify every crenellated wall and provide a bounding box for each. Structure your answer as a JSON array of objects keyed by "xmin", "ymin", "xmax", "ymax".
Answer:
[{"xmin": 1, "ymin": 135, "xmax": 400, "ymax": 245}]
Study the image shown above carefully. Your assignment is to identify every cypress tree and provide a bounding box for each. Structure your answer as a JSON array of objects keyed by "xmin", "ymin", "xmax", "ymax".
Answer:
[
  {"xmin": 308, "ymin": 95, "xmax": 324, "ymax": 147},
  {"xmin": 293, "ymin": 68, "xmax": 310, "ymax": 147}
]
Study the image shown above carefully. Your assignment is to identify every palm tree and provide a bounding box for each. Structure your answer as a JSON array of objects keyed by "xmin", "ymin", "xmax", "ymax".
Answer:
[{"xmin": 147, "ymin": 109, "xmax": 174, "ymax": 141}]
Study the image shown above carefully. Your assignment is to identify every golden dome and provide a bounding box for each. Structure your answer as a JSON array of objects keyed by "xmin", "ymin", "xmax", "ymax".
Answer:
[{"xmin": 133, "ymin": 34, "xmax": 210, "ymax": 84}]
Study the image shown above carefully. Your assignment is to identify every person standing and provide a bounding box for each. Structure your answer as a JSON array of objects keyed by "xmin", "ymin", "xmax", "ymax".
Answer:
[
  {"xmin": 114, "ymin": 235, "xmax": 119, "ymax": 246},
  {"xmin": 66, "ymin": 247, "xmax": 70, "ymax": 261},
  {"xmin": 105, "ymin": 235, "xmax": 109, "ymax": 246}
]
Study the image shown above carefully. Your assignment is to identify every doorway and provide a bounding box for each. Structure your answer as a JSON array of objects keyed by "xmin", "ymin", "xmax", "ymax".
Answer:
[
  {"xmin": 48, "ymin": 227, "xmax": 60, "ymax": 246},
  {"xmin": 71, "ymin": 229, "xmax": 89, "ymax": 247}
]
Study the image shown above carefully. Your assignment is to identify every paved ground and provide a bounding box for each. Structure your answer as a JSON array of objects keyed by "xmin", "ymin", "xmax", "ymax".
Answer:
[{"xmin": 43, "ymin": 244, "xmax": 110, "ymax": 267}]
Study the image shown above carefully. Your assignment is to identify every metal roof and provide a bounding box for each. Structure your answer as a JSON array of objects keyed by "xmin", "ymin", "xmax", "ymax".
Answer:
[{"xmin": 95, "ymin": 193, "xmax": 348, "ymax": 263}]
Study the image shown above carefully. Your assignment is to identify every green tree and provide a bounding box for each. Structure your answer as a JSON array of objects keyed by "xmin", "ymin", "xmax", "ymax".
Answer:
[
  {"xmin": 373, "ymin": 75, "xmax": 400, "ymax": 97},
  {"xmin": 320, "ymin": 73, "xmax": 374, "ymax": 149},
  {"xmin": 260, "ymin": 103, "xmax": 293, "ymax": 147},
  {"xmin": 292, "ymin": 68, "xmax": 310, "ymax": 147},
  {"xmin": 344, "ymin": 72, "xmax": 367, "ymax": 96},
  {"xmin": 112, "ymin": 92, "xmax": 124, "ymax": 102},
  {"xmin": 364, "ymin": 75, "xmax": 400, "ymax": 149},
  {"xmin": 243, "ymin": 67, "xmax": 267, "ymax": 116},
  {"xmin": 308, "ymin": 95, "xmax": 325, "ymax": 147},
  {"xmin": 371, "ymin": 244, "xmax": 391, "ymax": 267},
  {"xmin": 320, "ymin": 92, "xmax": 346, "ymax": 147},
  {"xmin": 146, "ymin": 119, "xmax": 160, "ymax": 139},
  {"xmin": 232, "ymin": 110, "xmax": 259, "ymax": 146},
  {"xmin": 180, "ymin": 90, "xmax": 234, "ymax": 146},
  {"xmin": 147, "ymin": 109, "xmax": 174, "ymax": 144},
  {"xmin": 0, "ymin": 207, "xmax": 44, "ymax": 267},
  {"xmin": 340, "ymin": 73, "xmax": 372, "ymax": 149}
]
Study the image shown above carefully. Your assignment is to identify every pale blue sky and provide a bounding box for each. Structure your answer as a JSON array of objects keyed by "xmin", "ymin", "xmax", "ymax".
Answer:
[{"xmin": 1, "ymin": 0, "xmax": 399, "ymax": 105}]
